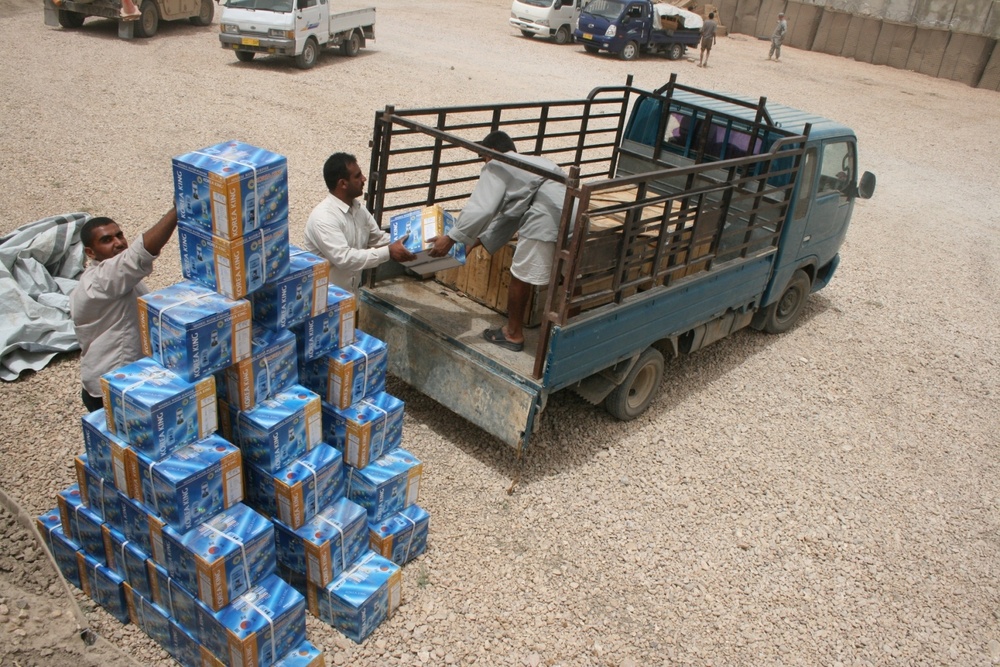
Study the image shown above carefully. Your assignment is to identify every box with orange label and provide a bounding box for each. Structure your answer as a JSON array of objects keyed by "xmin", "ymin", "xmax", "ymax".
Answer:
[{"xmin": 178, "ymin": 220, "xmax": 289, "ymax": 300}]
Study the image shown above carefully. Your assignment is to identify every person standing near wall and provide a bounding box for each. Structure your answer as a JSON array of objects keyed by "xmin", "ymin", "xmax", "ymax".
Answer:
[
  {"xmin": 698, "ymin": 12, "xmax": 718, "ymax": 67},
  {"xmin": 768, "ymin": 12, "xmax": 787, "ymax": 61}
]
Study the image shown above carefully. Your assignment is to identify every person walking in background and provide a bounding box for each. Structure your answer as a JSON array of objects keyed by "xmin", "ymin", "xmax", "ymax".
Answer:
[
  {"xmin": 698, "ymin": 12, "xmax": 717, "ymax": 67},
  {"xmin": 768, "ymin": 12, "xmax": 787, "ymax": 61}
]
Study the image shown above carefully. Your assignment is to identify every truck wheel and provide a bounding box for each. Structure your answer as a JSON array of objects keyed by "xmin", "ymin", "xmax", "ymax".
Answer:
[
  {"xmin": 520, "ymin": 30, "xmax": 534, "ymax": 38},
  {"xmin": 190, "ymin": 0, "xmax": 213, "ymax": 26},
  {"xmin": 667, "ymin": 42, "xmax": 683, "ymax": 60},
  {"xmin": 759, "ymin": 269, "xmax": 811, "ymax": 334},
  {"xmin": 584, "ymin": 44, "xmax": 600, "ymax": 54},
  {"xmin": 57, "ymin": 9, "xmax": 86, "ymax": 27},
  {"xmin": 296, "ymin": 37, "xmax": 318, "ymax": 69},
  {"xmin": 341, "ymin": 31, "xmax": 361, "ymax": 56},
  {"xmin": 554, "ymin": 26, "xmax": 571, "ymax": 44},
  {"xmin": 604, "ymin": 347, "xmax": 664, "ymax": 421},
  {"xmin": 620, "ymin": 40, "xmax": 639, "ymax": 61},
  {"xmin": 235, "ymin": 50, "xmax": 255, "ymax": 62},
  {"xmin": 134, "ymin": 0, "xmax": 158, "ymax": 38}
]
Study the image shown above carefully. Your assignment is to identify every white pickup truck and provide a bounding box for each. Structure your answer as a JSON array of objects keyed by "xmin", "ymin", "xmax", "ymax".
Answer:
[{"xmin": 219, "ymin": 0, "xmax": 375, "ymax": 69}]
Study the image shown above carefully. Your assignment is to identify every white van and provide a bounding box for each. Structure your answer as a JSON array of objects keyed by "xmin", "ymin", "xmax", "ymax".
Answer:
[{"xmin": 509, "ymin": 0, "xmax": 582, "ymax": 44}]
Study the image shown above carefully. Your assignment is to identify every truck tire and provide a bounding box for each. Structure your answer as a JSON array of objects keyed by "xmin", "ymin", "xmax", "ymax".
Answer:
[
  {"xmin": 57, "ymin": 9, "xmax": 86, "ymax": 27},
  {"xmin": 520, "ymin": 30, "xmax": 534, "ymax": 38},
  {"xmin": 604, "ymin": 347, "xmax": 664, "ymax": 421},
  {"xmin": 620, "ymin": 40, "xmax": 639, "ymax": 61},
  {"xmin": 235, "ymin": 50, "xmax": 255, "ymax": 62},
  {"xmin": 667, "ymin": 42, "xmax": 684, "ymax": 60},
  {"xmin": 759, "ymin": 269, "xmax": 811, "ymax": 334},
  {"xmin": 554, "ymin": 25, "xmax": 571, "ymax": 44},
  {"xmin": 190, "ymin": 0, "xmax": 213, "ymax": 26},
  {"xmin": 341, "ymin": 31, "xmax": 361, "ymax": 56},
  {"xmin": 584, "ymin": 44, "xmax": 600, "ymax": 54},
  {"xmin": 296, "ymin": 37, "xmax": 318, "ymax": 69},
  {"xmin": 134, "ymin": 0, "xmax": 158, "ymax": 38}
]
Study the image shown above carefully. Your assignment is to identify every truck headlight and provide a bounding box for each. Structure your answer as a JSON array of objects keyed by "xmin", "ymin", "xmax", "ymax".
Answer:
[
  {"xmin": 268, "ymin": 28, "xmax": 294, "ymax": 38},
  {"xmin": 605, "ymin": 25, "xmax": 616, "ymax": 37},
  {"xmin": 221, "ymin": 23, "xmax": 239, "ymax": 33}
]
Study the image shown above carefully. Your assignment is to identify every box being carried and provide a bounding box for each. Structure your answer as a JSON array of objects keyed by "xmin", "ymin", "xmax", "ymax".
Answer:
[
  {"xmin": 346, "ymin": 448, "xmax": 422, "ymax": 523},
  {"xmin": 369, "ymin": 504, "xmax": 430, "ymax": 567},
  {"xmin": 322, "ymin": 390, "xmax": 404, "ymax": 469},
  {"xmin": 251, "ymin": 246, "xmax": 330, "ymax": 330},
  {"xmin": 223, "ymin": 325, "xmax": 299, "ymax": 411},
  {"xmin": 172, "ymin": 141, "xmax": 288, "ymax": 239},
  {"xmin": 232, "ymin": 384, "xmax": 323, "ymax": 473},
  {"xmin": 307, "ymin": 550, "xmax": 402, "ymax": 643},
  {"xmin": 178, "ymin": 219, "xmax": 290, "ymax": 300},
  {"xmin": 273, "ymin": 497, "xmax": 368, "ymax": 588},
  {"xmin": 244, "ymin": 443, "xmax": 345, "ymax": 529},
  {"xmin": 300, "ymin": 330, "xmax": 387, "ymax": 410},
  {"xmin": 389, "ymin": 205, "xmax": 467, "ymax": 275}
]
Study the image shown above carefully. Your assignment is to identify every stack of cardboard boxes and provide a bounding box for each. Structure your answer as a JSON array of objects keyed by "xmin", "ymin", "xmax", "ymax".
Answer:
[{"xmin": 36, "ymin": 141, "xmax": 430, "ymax": 666}]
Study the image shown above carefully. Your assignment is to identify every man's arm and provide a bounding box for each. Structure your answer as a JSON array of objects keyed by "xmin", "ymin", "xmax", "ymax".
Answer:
[
  {"xmin": 142, "ymin": 206, "xmax": 179, "ymax": 257},
  {"xmin": 365, "ymin": 210, "xmax": 416, "ymax": 263}
]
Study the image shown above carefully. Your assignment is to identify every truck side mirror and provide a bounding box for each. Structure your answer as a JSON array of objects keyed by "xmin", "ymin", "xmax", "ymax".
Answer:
[{"xmin": 857, "ymin": 171, "xmax": 876, "ymax": 199}]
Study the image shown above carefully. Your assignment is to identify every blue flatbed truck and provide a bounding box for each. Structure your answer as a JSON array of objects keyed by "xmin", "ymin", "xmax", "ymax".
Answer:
[
  {"xmin": 574, "ymin": 0, "xmax": 701, "ymax": 60},
  {"xmin": 359, "ymin": 75, "xmax": 875, "ymax": 453}
]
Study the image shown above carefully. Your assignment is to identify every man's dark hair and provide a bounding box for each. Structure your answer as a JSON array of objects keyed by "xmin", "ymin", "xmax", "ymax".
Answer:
[
  {"xmin": 479, "ymin": 131, "xmax": 517, "ymax": 154},
  {"xmin": 323, "ymin": 153, "xmax": 357, "ymax": 192},
  {"xmin": 709, "ymin": 11, "xmax": 714, "ymax": 18},
  {"xmin": 80, "ymin": 217, "xmax": 117, "ymax": 248}
]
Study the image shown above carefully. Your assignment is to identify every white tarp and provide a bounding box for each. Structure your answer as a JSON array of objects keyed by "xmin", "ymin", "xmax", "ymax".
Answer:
[
  {"xmin": 654, "ymin": 2, "xmax": 704, "ymax": 29},
  {"xmin": 0, "ymin": 213, "xmax": 89, "ymax": 381}
]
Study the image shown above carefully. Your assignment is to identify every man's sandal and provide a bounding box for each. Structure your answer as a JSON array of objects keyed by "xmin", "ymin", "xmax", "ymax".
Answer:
[{"xmin": 482, "ymin": 327, "xmax": 524, "ymax": 352}]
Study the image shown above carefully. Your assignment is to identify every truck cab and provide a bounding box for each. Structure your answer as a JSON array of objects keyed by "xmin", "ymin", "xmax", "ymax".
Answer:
[
  {"xmin": 575, "ymin": 0, "xmax": 700, "ymax": 60},
  {"xmin": 510, "ymin": 0, "xmax": 582, "ymax": 44}
]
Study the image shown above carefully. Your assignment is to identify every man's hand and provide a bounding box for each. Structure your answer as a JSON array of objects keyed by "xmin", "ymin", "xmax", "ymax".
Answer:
[
  {"xmin": 388, "ymin": 235, "xmax": 417, "ymax": 263},
  {"xmin": 427, "ymin": 235, "xmax": 455, "ymax": 258}
]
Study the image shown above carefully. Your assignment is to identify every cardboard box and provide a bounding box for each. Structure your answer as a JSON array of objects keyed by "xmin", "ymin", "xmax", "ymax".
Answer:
[
  {"xmin": 251, "ymin": 246, "xmax": 330, "ymax": 330},
  {"xmin": 57, "ymin": 484, "xmax": 106, "ymax": 560},
  {"xmin": 274, "ymin": 640, "xmax": 325, "ymax": 667},
  {"xmin": 389, "ymin": 205, "xmax": 467, "ymax": 275},
  {"xmin": 100, "ymin": 358, "xmax": 217, "ymax": 457},
  {"xmin": 299, "ymin": 330, "xmax": 387, "ymax": 410},
  {"xmin": 273, "ymin": 497, "xmax": 368, "ymax": 588},
  {"xmin": 124, "ymin": 434, "xmax": 244, "ymax": 533},
  {"xmin": 125, "ymin": 584, "xmax": 174, "ymax": 652},
  {"xmin": 147, "ymin": 559, "xmax": 204, "ymax": 640},
  {"xmin": 74, "ymin": 454, "xmax": 124, "ymax": 533},
  {"xmin": 345, "ymin": 448, "xmax": 422, "ymax": 523},
  {"xmin": 306, "ymin": 550, "xmax": 401, "ymax": 644},
  {"xmin": 81, "ymin": 409, "xmax": 131, "ymax": 486},
  {"xmin": 173, "ymin": 141, "xmax": 288, "ymax": 240},
  {"xmin": 224, "ymin": 325, "xmax": 299, "ymax": 411},
  {"xmin": 138, "ymin": 280, "xmax": 253, "ymax": 382},
  {"xmin": 233, "ymin": 384, "xmax": 323, "ymax": 473},
  {"xmin": 369, "ymin": 504, "xmax": 430, "ymax": 567},
  {"xmin": 322, "ymin": 391, "xmax": 404, "ymax": 469},
  {"xmin": 119, "ymin": 493, "xmax": 155, "ymax": 556},
  {"xmin": 78, "ymin": 552, "xmax": 130, "ymax": 624},
  {"xmin": 49, "ymin": 526, "xmax": 83, "ymax": 589},
  {"xmin": 290, "ymin": 286, "xmax": 356, "ymax": 362},
  {"xmin": 244, "ymin": 443, "xmax": 345, "ymax": 530},
  {"xmin": 35, "ymin": 508, "xmax": 62, "ymax": 555},
  {"xmin": 158, "ymin": 502, "xmax": 277, "ymax": 611},
  {"xmin": 178, "ymin": 219, "xmax": 290, "ymax": 299},
  {"xmin": 102, "ymin": 525, "xmax": 153, "ymax": 600}
]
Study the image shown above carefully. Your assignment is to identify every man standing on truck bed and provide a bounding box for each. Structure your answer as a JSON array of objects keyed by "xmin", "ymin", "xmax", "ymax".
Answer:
[
  {"xmin": 303, "ymin": 152, "xmax": 415, "ymax": 294},
  {"xmin": 428, "ymin": 131, "xmax": 566, "ymax": 353}
]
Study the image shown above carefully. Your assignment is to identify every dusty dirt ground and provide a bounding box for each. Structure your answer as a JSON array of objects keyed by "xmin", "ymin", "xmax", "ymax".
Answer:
[{"xmin": 1, "ymin": 0, "xmax": 999, "ymax": 664}]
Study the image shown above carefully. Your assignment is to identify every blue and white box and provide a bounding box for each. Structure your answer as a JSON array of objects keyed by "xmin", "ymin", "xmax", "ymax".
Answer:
[
  {"xmin": 173, "ymin": 141, "xmax": 288, "ymax": 239},
  {"xmin": 224, "ymin": 326, "xmax": 299, "ymax": 411},
  {"xmin": 57, "ymin": 484, "xmax": 105, "ymax": 559},
  {"xmin": 274, "ymin": 640, "xmax": 325, "ymax": 667},
  {"xmin": 233, "ymin": 385, "xmax": 323, "ymax": 473},
  {"xmin": 322, "ymin": 391, "xmax": 404, "ymax": 469},
  {"xmin": 369, "ymin": 504, "xmax": 430, "ymax": 567},
  {"xmin": 346, "ymin": 448, "xmax": 423, "ymax": 523},
  {"xmin": 273, "ymin": 497, "xmax": 368, "ymax": 588},
  {"xmin": 35, "ymin": 508, "xmax": 62, "ymax": 555},
  {"xmin": 82, "ymin": 409, "xmax": 131, "ymax": 486},
  {"xmin": 251, "ymin": 246, "xmax": 330, "ymax": 330},
  {"xmin": 100, "ymin": 358, "xmax": 218, "ymax": 457},
  {"xmin": 49, "ymin": 526, "xmax": 83, "ymax": 588},
  {"xmin": 178, "ymin": 219, "xmax": 290, "ymax": 300},
  {"xmin": 101, "ymin": 525, "xmax": 152, "ymax": 600},
  {"xmin": 299, "ymin": 330, "xmax": 387, "ymax": 410},
  {"xmin": 119, "ymin": 493, "xmax": 156, "ymax": 556},
  {"xmin": 307, "ymin": 550, "xmax": 402, "ymax": 644},
  {"xmin": 138, "ymin": 280, "xmax": 253, "ymax": 382},
  {"xmin": 243, "ymin": 443, "xmax": 345, "ymax": 530},
  {"xmin": 73, "ymin": 454, "xmax": 124, "ymax": 533},
  {"xmin": 125, "ymin": 585, "xmax": 174, "ymax": 651},
  {"xmin": 78, "ymin": 553, "xmax": 130, "ymax": 624},
  {"xmin": 290, "ymin": 286, "xmax": 356, "ymax": 362},
  {"xmin": 389, "ymin": 205, "xmax": 467, "ymax": 275}
]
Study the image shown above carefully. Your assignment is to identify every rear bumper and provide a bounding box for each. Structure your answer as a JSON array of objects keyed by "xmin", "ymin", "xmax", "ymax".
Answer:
[{"xmin": 219, "ymin": 33, "xmax": 295, "ymax": 56}]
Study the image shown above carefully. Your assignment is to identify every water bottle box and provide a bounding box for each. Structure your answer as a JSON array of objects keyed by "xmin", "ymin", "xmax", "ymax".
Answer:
[
  {"xmin": 273, "ymin": 497, "xmax": 368, "ymax": 588},
  {"xmin": 49, "ymin": 526, "xmax": 83, "ymax": 589},
  {"xmin": 73, "ymin": 453, "xmax": 124, "ymax": 533},
  {"xmin": 147, "ymin": 559, "xmax": 203, "ymax": 642},
  {"xmin": 346, "ymin": 448, "xmax": 423, "ymax": 523},
  {"xmin": 138, "ymin": 280, "xmax": 253, "ymax": 382},
  {"xmin": 251, "ymin": 246, "xmax": 330, "ymax": 330},
  {"xmin": 322, "ymin": 390, "xmax": 404, "ymax": 470},
  {"xmin": 300, "ymin": 330, "xmax": 387, "ymax": 410},
  {"xmin": 369, "ymin": 504, "xmax": 430, "ymax": 567},
  {"xmin": 123, "ymin": 434, "xmax": 244, "ymax": 533},
  {"xmin": 35, "ymin": 508, "xmax": 62, "ymax": 555},
  {"xmin": 232, "ymin": 384, "xmax": 323, "ymax": 473},
  {"xmin": 158, "ymin": 502, "xmax": 277, "ymax": 611},
  {"xmin": 57, "ymin": 484, "xmax": 105, "ymax": 559},
  {"xmin": 290, "ymin": 286, "xmax": 356, "ymax": 362},
  {"xmin": 243, "ymin": 443, "xmax": 345, "ymax": 530},
  {"xmin": 102, "ymin": 525, "xmax": 152, "ymax": 600},
  {"xmin": 389, "ymin": 205, "xmax": 467, "ymax": 275},
  {"xmin": 78, "ymin": 552, "xmax": 130, "ymax": 624},
  {"xmin": 199, "ymin": 573, "xmax": 307, "ymax": 667},
  {"xmin": 178, "ymin": 220, "xmax": 290, "ymax": 300},
  {"xmin": 100, "ymin": 357, "xmax": 218, "ymax": 457},
  {"xmin": 168, "ymin": 620, "xmax": 207, "ymax": 667},
  {"xmin": 120, "ymin": 493, "xmax": 155, "ymax": 555},
  {"xmin": 125, "ymin": 585, "xmax": 174, "ymax": 654},
  {"xmin": 173, "ymin": 141, "xmax": 288, "ymax": 240},
  {"xmin": 306, "ymin": 550, "xmax": 402, "ymax": 644},
  {"xmin": 81, "ymin": 409, "xmax": 131, "ymax": 486},
  {"xmin": 273, "ymin": 640, "xmax": 325, "ymax": 667},
  {"xmin": 224, "ymin": 326, "xmax": 298, "ymax": 411}
]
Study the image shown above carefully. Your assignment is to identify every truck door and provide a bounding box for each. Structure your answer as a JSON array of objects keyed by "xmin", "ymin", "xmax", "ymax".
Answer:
[
  {"xmin": 799, "ymin": 139, "xmax": 856, "ymax": 267},
  {"xmin": 295, "ymin": 0, "xmax": 327, "ymax": 47},
  {"xmin": 621, "ymin": 2, "xmax": 648, "ymax": 42}
]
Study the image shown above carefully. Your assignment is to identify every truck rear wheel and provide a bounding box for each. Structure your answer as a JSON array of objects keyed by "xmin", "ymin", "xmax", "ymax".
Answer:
[
  {"xmin": 604, "ymin": 347, "xmax": 664, "ymax": 421},
  {"xmin": 759, "ymin": 269, "xmax": 811, "ymax": 334},
  {"xmin": 134, "ymin": 0, "xmax": 158, "ymax": 38},
  {"xmin": 190, "ymin": 0, "xmax": 213, "ymax": 26},
  {"xmin": 667, "ymin": 42, "xmax": 683, "ymax": 60},
  {"xmin": 620, "ymin": 40, "xmax": 639, "ymax": 60},
  {"xmin": 57, "ymin": 9, "xmax": 86, "ymax": 27},
  {"xmin": 554, "ymin": 25, "xmax": 571, "ymax": 44},
  {"xmin": 235, "ymin": 50, "xmax": 255, "ymax": 62},
  {"xmin": 296, "ymin": 37, "xmax": 318, "ymax": 69},
  {"xmin": 341, "ymin": 31, "xmax": 361, "ymax": 56}
]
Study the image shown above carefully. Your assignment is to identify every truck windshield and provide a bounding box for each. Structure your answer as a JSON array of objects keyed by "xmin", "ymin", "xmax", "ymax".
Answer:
[
  {"xmin": 224, "ymin": 0, "xmax": 293, "ymax": 11},
  {"xmin": 582, "ymin": 0, "xmax": 624, "ymax": 19},
  {"xmin": 517, "ymin": 0, "xmax": 555, "ymax": 7}
]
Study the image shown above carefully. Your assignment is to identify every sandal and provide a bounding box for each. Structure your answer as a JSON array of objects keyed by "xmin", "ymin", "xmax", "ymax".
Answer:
[{"xmin": 483, "ymin": 327, "xmax": 524, "ymax": 352}]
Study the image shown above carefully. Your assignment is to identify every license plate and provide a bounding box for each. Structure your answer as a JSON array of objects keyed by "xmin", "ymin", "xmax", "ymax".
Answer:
[
  {"xmin": 241, "ymin": 37, "xmax": 259, "ymax": 46},
  {"xmin": 582, "ymin": 33, "xmax": 593, "ymax": 40}
]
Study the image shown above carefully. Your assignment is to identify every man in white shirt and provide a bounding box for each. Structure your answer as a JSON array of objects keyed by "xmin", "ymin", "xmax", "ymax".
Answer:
[
  {"xmin": 70, "ymin": 207, "xmax": 178, "ymax": 412},
  {"xmin": 302, "ymin": 153, "xmax": 415, "ymax": 293}
]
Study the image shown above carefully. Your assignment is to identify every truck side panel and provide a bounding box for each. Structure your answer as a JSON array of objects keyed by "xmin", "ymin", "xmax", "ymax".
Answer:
[{"xmin": 330, "ymin": 8, "xmax": 375, "ymax": 34}]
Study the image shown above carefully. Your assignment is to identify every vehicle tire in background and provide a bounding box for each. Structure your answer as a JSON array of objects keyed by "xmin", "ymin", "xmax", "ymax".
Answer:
[
  {"xmin": 235, "ymin": 50, "xmax": 255, "ymax": 62},
  {"xmin": 134, "ymin": 0, "xmax": 159, "ymax": 37},
  {"xmin": 554, "ymin": 25, "xmax": 571, "ymax": 44},
  {"xmin": 190, "ymin": 0, "xmax": 214, "ymax": 26},
  {"xmin": 341, "ymin": 31, "xmax": 361, "ymax": 56},
  {"xmin": 604, "ymin": 347, "xmax": 664, "ymax": 421},
  {"xmin": 296, "ymin": 37, "xmax": 318, "ymax": 69},
  {"xmin": 584, "ymin": 44, "xmax": 600, "ymax": 54},
  {"xmin": 620, "ymin": 40, "xmax": 639, "ymax": 60},
  {"xmin": 668, "ymin": 42, "xmax": 683, "ymax": 60},
  {"xmin": 57, "ymin": 9, "xmax": 86, "ymax": 27},
  {"xmin": 759, "ymin": 269, "xmax": 811, "ymax": 334}
]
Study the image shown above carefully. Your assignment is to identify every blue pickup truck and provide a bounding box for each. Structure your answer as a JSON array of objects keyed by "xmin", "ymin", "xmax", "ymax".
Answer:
[
  {"xmin": 358, "ymin": 75, "xmax": 875, "ymax": 452},
  {"xmin": 574, "ymin": 0, "xmax": 701, "ymax": 60}
]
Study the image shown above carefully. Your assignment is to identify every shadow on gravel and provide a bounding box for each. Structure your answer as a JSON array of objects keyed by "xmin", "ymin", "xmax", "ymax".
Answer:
[
  {"xmin": 222, "ymin": 49, "xmax": 377, "ymax": 72},
  {"xmin": 45, "ymin": 17, "xmax": 215, "ymax": 42}
]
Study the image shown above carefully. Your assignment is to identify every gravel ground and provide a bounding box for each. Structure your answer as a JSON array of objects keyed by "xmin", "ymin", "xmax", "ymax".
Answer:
[{"xmin": 1, "ymin": 0, "xmax": 999, "ymax": 665}]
